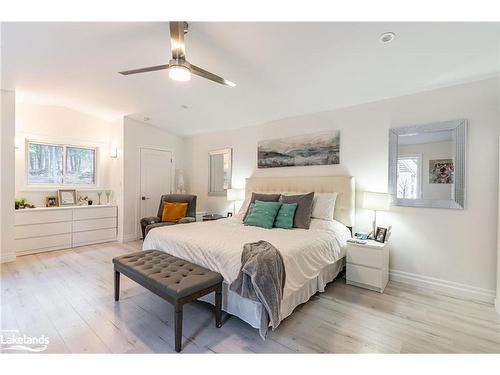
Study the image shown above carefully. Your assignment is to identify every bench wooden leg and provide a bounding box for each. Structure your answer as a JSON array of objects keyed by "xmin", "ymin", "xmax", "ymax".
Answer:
[
  {"xmin": 114, "ymin": 270, "xmax": 120, "ymax": 301},
  {"xmin": 215, "ymin": 284, "xmax": 222, "ymax": 328},
  {"xmin": 174, "ymin": 303, "xmax": 183, "ymax": 352}
]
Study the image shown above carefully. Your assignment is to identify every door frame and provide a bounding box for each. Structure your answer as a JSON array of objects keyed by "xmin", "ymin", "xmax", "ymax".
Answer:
[{"xmin": 135, "ymin": 145, "xmax": 175, "ymax": 239}]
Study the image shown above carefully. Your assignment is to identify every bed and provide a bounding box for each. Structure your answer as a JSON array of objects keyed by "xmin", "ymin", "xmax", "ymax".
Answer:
[{"xmin": 143, "ymin": 176, "xmax": 355, "ymax": 330}]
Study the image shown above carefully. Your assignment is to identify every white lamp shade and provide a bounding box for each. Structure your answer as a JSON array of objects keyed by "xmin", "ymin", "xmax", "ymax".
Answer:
[
  {"xmin": 227, "ymin": 188, "xmax": 245, "ymax": 201},
  {"xmin": 362, "ymin": 191, "xmax": 391, "ymax": 211}
]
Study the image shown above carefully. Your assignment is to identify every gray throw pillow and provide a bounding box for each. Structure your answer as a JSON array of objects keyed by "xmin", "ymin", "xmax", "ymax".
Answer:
[
  {"xmin": 243, "ymin": 192, "xmax": 281, "ymax": 220},
  {"xmin": 280, "ymin": 192, "xmax": 315, "ymax": 229}
]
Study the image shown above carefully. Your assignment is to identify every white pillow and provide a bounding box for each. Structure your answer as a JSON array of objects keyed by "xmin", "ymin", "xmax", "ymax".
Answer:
[
  {"xmin": 311, "ymin": 193, "xmax": 338, "ymax": 221},
  {"xmin": 236, "ymin": 197, "xmax": 251, "ymax": 220}
]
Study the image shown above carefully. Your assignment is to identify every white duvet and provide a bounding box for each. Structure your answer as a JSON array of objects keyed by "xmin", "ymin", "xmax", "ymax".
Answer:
[{"xmin": 143, "ymin": 217, "xmax": 350, "ymax": 301}]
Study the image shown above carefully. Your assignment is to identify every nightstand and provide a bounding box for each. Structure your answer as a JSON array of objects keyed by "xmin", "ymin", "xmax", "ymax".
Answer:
[
  {"xmin": 346, "ymin": 240, "xmax": 389, "ymax": 293},
  {"xmin": 195, "ymin": 211, "xmax": 208, "ymax": 222},
  {"xmin": 202, "ymin": 213, "xmax": 224, "ymax": 221}
]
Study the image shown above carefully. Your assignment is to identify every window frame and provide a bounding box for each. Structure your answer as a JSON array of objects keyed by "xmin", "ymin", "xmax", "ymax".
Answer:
[
  {"xmin": 396, "ymin": 153, "xmax": 423, "ymax": 200},
  {"xmin": 25, "ymin": 139, "xmax": 98, "ymax": 188}
]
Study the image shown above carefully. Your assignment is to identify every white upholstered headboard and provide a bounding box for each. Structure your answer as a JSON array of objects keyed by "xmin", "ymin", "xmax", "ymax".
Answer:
[{"xmin": 245, "ymin": 176, "xmax": 355, "ymax": 228}]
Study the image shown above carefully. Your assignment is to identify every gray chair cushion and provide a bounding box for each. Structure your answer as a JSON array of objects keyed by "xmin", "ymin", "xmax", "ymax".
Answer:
[
  {"xmin": 141, "ymin": 216, "xmax": 162, "ymax": 226},
  {"xmin": 113, "ymin": 250, "xmax": 223, "ymax": 299},
  {"xmin": 178, "ymin": 217, "xmax": 196, "ymax": 224},
  {"xmin": 280, "ymin": 192, "xmax": 315, "ymax": 229}
]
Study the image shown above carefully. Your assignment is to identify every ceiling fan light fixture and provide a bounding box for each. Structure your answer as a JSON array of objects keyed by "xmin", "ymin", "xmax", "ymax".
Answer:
[
  {"xmin": 168, "ymin": 65, "xmax": 191, "ymax": 82},
  {"xmin": 119, "ymin": 22, "xmax": 236, "ymax": 87}
]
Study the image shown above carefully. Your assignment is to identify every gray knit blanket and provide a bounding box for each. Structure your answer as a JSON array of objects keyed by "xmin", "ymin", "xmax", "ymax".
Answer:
[{"xmin": 229, "ymin": 240, "xmax": 286, "ymax": 339}]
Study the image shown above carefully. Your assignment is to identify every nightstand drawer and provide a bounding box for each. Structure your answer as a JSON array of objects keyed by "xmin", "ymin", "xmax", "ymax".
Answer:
[
  {"xmin": 347, "ymin": 245, "xmax": 383, "ymax": 268},
  {"xmin": 346, "ymin": 264, "xmax": 383, "ymax": 288}
]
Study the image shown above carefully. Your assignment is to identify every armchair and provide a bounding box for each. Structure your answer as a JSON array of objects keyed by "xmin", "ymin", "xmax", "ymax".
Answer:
[{"xmin": 140, "ymin": 194, "xmax": 197, "ymax": 239}]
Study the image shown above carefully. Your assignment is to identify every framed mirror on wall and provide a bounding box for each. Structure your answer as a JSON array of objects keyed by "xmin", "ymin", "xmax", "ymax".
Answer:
[
  {"xmin": 208, "ymin": 148, "xmax": 232, "ymax": 196},
  {"xmin": 388, "ymin": 119, "xmax": 468, "ymax": 209}
]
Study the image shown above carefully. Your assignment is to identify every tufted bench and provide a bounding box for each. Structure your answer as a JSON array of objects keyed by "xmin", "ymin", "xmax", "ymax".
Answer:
[{"xmin": 112, "ymin": 250, "xmax": 223, "ymax": 352}]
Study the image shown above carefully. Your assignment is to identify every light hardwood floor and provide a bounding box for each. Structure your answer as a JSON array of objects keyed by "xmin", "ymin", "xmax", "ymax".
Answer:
[{"xmin": 1, "ymin": 240, "xmax": 499, "ymax": 353}]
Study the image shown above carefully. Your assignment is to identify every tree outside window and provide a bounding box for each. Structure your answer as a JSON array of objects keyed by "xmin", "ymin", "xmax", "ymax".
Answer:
[
  {"xmin": 27, "ymin": 142, "xmax": 96, "ymax": 185},
  {"xmin": 397, "ymin": 155, "xmax": 421, "ymax": 199}
]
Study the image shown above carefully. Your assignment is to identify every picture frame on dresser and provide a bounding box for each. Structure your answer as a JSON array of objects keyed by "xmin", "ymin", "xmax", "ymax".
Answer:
[
  {"xmin": 58, "ymin": 189, "xmax": 77, "ymax": 206},
  {"xmin": 46, "ymin": 196, "xmax": 58, "ymax": 207}
]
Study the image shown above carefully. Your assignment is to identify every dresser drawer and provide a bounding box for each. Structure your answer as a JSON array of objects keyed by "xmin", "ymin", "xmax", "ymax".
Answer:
[
  {"xmin": 15, "ymin": 221, "xmax": 72, "ymax": 239},
  {"xmin": 72, "ymin": 228, "xmax": 116, "ymax": 247},
  {"xmin": 73, "ymin": 217, "xmax": 116, "ymax": 232},
  {"xmin": 73, "ymin": 206, "xmax": 117, "ymax": 220},
  {"xmin": 15, "ymin": 209, "xmax": 72, "ymax": 226},
  {"xmin": 346, "ymin": 263, "xmax": 383, "ymax": 288},
  {"xmin": 347, "ymin": 245, "xmax": 384, "ymax": 269},
  {"xmin": 15, "ymin": 234, "xmax": 72, "ymax": 254}
]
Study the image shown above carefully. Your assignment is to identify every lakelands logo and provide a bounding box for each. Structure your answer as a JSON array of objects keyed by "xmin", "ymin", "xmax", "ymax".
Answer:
[{"xmin": 0, "ymin": 330, "xmax": 49, "ymax": 352}]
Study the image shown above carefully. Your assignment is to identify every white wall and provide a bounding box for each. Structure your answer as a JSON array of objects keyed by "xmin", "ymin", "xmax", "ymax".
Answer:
[
  {"xmin": 109, "ymin": 118, "xmax": 125, "ymax": 241},
  {"xmin": 122, "ymin": 117, "xmax": 185, "ymax": 241},
  {"xmin": 185, "ymin": 77, "xmax": 499, "ymax": 299},
  {"xmin": 1, "ymin": 90, "xmax": 16, "ymax": 263},
  {"xmin": 15, "ymin": 103, "xmax": 115, "ymax": 206}
]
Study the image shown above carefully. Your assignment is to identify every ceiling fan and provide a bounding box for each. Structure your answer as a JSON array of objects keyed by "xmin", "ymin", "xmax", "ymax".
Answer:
[{"xmin": 119, "ymin": 22, "xmax": 236, "ymax": 87}]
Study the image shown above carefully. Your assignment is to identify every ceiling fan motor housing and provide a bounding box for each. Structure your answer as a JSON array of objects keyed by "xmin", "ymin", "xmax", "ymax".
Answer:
[{"xmin": 169, "ymin": 59, "xmax": 191, "ymax": 71}]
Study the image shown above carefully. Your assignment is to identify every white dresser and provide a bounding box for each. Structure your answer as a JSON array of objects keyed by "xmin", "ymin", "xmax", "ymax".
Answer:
[
  {"xmin": 15, "ymin": 205, "xmax": 117, "ymax": 256},
  {"xmin": 346, "ymin": 240, "xmax": 389, "ymax": 293}
]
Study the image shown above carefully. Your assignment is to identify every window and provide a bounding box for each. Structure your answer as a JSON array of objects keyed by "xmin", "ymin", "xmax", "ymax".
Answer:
[
  {"xmin": 397, "ymin": 154, "xmax": 422, "ymax": 199},
  {"xmin": 27, "ymin": 143, "xmax": 64, "ymax": 184},
  {"xmin": 65, "ymin": 146, "xmax": 96, "ymax": 184},
  {"xmin": 27, "ymin": 141, "xmax": 96, "ymax": 185}
]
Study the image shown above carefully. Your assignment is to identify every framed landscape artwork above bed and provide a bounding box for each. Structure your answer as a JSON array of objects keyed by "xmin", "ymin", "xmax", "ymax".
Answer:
[{"xmin": 257, "ymin": 130, "xmax": 340, "ymax": 168}]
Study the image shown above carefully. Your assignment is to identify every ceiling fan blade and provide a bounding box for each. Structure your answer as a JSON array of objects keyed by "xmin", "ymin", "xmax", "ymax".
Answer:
[
  {"xmin": 191, "ymin": 64, "xmax": 236, "ymax": 87},
  {"xmin": 170, "ymin": 21, "xmax": 186, "ymax": 60},
  {"xmin": 119, "ymin": 64, "xmax": 170, "ymax": 75}
]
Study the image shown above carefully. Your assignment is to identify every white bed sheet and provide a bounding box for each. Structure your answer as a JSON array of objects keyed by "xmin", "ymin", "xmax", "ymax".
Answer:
[{"xmin": 143, "ymin": 217, "xmax": 350, "ymax": 328}]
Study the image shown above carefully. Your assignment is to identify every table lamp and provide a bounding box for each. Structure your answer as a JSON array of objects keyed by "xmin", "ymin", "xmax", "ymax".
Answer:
[
  {"xmin": 227, "ymin": 188, "xmax": 245, "ymax": 214},
  {"xmin": 362, "ymin": 191, "xmax": 392, "ymax": 238}
]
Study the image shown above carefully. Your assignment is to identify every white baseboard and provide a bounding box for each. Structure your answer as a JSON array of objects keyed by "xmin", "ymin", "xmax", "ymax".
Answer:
[{"xmin": 390, "ymin": 269, "xmax": 496, "ymax": 305}]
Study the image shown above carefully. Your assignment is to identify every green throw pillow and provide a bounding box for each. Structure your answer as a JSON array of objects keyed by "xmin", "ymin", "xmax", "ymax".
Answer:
[
  {"xmin": 244, "ymin": 200, "xmax": 282, "ymax": 229},
  {"xmin": 274, "ymin": 203, "xmax": 298, "ymax": 229},
  {"xmin": 245, "ymin": 202, "xmax": 255, "ymax": 217}
]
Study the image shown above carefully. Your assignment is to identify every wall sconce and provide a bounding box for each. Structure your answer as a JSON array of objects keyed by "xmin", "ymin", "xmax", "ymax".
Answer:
[{"xmin": 110, "ymin": 146, "xmax": 118, "ymax": 158}]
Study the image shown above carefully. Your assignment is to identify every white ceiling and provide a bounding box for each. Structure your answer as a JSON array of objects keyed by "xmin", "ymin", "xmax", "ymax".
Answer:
[{"xmin": 2, "ymin": 22, "xmax": 499, "ymax": 136}]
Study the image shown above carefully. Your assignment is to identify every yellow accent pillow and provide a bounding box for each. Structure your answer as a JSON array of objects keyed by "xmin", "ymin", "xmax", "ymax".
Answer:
[{"xmin": 162, "ymin": 202, "xmax": 188, "ymax": 222}]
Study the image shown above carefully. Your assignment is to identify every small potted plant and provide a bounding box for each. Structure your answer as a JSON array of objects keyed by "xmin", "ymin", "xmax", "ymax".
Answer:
[{"xmin": 15, "ymin": 197, "xmax": 27, "ymax": 209}]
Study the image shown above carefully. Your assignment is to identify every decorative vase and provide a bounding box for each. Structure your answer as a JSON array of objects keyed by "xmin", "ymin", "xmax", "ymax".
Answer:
[{"xmin": 105, "ymin": 190, "xmax": 112, "ymax": 205}]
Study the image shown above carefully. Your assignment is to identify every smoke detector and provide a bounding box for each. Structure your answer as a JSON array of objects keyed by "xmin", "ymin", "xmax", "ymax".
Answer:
[{"xmin": 379, "ymin": 32, "xmax": 396, "ymax": 44}]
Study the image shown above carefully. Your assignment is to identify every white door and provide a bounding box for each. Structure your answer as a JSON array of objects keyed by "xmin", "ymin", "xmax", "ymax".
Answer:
[{"xmin": 140, "ymin": 148, "xmax": 173, "ymax": 222}]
